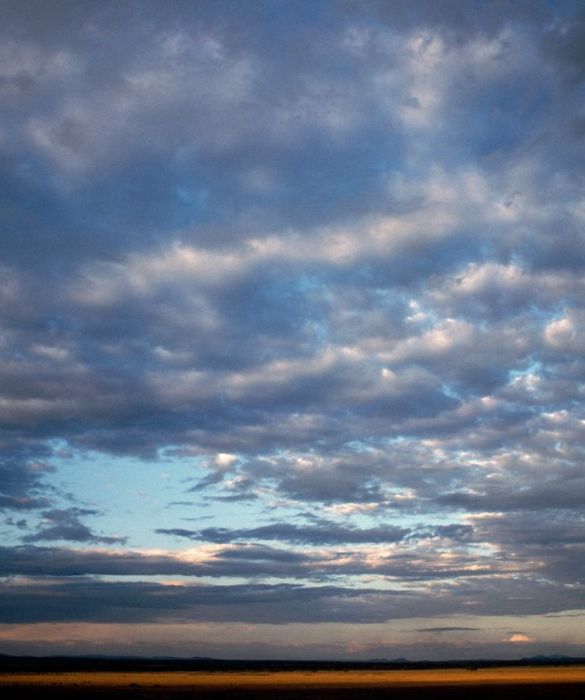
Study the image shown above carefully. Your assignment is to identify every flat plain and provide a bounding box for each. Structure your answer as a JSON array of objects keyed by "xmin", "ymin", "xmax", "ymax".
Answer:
[{"xmin": 1, "ymin": 666, "xmax": 585, "ymax": 699}]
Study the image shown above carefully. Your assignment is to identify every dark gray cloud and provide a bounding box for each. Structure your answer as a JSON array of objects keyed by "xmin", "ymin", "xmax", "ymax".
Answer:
[
  {"xmin": 416, "ymin": 626, "xmax": 482, "ymax": 633},
  {"xmin": 22, "ymin": 507, "xmax": 127, "ymax": 545},
  {"xmin": 0, "ymin": 544, "xmax": 316, "ymax": 580},
  {"xmin": 469, "ymin": 511, "xmax": 585, "ymax": 586},
  {"xmin": 160, "ymin": 522, "xmax": 410, "ymax": 544},
  {"xmin": 437, "ymin": 473, "xmax": 585, "ymax": 512},
  {"xmin": 0, "ymin": 449, "xmax": 54, "ymax": 511},
  {"xmin": 0, "ymin": 579, "xmax": 405, "ymax": 625},
  {"xmin": 1, "ymin": 573, "xmax": 583, "ymax": 625},
  {"xmin": 0, "ymin": 535, "xmax": 562, "ymax": 586},
  {"xmin": 156, "ymin": 521, "xmax": 475, "ymax": 546}
]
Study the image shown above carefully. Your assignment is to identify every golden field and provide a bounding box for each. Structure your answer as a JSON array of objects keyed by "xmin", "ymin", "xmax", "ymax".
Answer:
[
  {"xmin": 1, "ymin": 665, "xmax": 585, "ymax": 696},
  {"xmin": 0, "ymin": 667, "xmax": 584, "ymax": 686}
]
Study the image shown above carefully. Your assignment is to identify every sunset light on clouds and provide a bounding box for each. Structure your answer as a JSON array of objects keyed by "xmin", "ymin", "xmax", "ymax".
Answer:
[{"xmin": 0, "ymin": 0, "xmax": 584, "ymax": 660}]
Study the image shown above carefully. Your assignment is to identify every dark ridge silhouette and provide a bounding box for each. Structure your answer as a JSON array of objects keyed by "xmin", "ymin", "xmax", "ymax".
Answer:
[{"xmin": 1, "ymin": 653, "xmax": 584, "ymax": 673}]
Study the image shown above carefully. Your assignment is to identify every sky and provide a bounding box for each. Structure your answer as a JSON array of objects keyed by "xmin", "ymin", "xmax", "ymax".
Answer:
[{"xmin": 0, "ymin": 0, "xmax": 584, "ymax": 661}]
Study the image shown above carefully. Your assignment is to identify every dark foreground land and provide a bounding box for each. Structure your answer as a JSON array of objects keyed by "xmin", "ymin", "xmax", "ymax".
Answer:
[
  {"xmin": 1, "ymin": 664, "xmax": 585, "ymax": 700},
  {"xmin": 2, "ymin": 683, "xmax": 585, "ymax": 700}
]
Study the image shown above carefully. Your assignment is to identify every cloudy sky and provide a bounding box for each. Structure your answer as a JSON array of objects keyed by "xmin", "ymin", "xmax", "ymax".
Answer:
[{"xmin": 1, "ymin": 0, "xmax": 585, "ymax": 660}]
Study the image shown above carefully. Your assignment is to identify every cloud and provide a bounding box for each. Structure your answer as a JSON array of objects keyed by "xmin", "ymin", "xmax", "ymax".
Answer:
[
  {"xmin": 0, "ymin": 0, "xmax": 585, "ymax": 656},
  {"xmin": 156, "ymin": 521, "xmax": 476, "ymax": 546},
  {"xmin": 0, "ymin": 538, "xmax": 527, "ymax": 583},
  {"xmin": 22, "ymin": 508, "xmax": 127, "ymax": 545},
  {"xmin": 0, "ymin": 450, "xmax": 54, "ymax": 512},
  {"xmin": 0, "ymin": 572, "xmax": 583, "ymax": 625},
  {"xmin": 0, "ymin": 579, "xmax": 409, "ymax": 625},
  {"xmin": 416, "ymin": 626, "xmax": 482, "ymax": 633},
  {"xmin": 506, "ymin": 633, "xmax": 535, "ymax": 644},
  {"xmin": 159, "ymin": 522, "xmax": 410, "ymax": 545}
]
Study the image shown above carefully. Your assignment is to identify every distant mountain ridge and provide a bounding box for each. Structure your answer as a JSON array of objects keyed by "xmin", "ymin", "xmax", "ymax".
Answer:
[{"xmin": 1, "ymin": 652, "xmax": 584, "ymax": 672}]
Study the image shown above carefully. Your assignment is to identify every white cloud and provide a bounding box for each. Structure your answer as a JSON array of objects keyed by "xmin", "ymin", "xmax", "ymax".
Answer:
[{"xmin": 506, "ymin": 633, "xmax": 534, "ymax": 643}]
